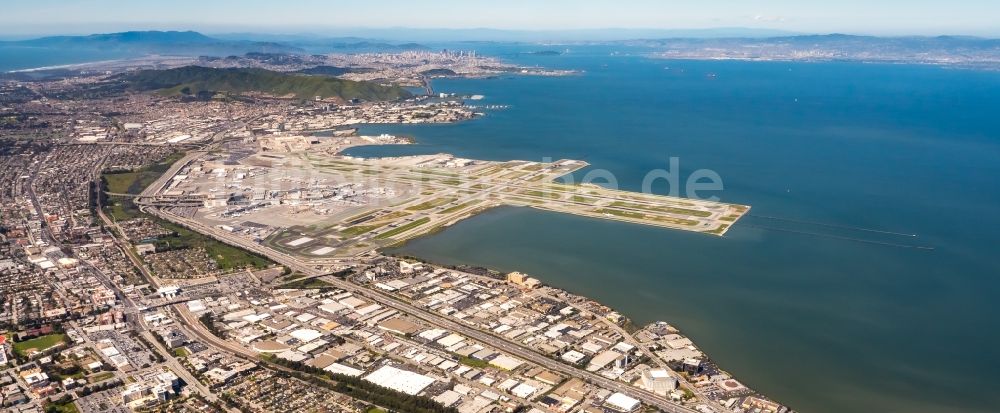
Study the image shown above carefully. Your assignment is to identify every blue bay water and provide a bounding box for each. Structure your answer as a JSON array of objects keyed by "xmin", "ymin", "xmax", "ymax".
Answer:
[{"xmin": 346, "ymin": 50, "xmax": 1000, "ymax": 413}]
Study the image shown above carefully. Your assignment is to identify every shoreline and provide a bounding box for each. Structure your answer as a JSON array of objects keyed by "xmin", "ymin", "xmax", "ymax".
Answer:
[
  {"xmin": 378, "ymin": 246, "xmax": 788, "ymax": 410},
  {"xmin": 6, "ymin": 58, "xmax": 130, "ymax": 73}
]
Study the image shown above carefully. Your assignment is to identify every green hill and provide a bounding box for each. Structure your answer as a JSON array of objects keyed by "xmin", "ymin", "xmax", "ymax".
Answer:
[{"xmin": 121, "ymin": 66, "xmax": 411, "ymax": 101}]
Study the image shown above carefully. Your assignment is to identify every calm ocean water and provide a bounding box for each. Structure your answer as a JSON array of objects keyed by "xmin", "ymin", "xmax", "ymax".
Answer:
[
  {"xmin": 347, "ymin": 49, "xmax": 1000, "ymax": 413},
  {"xmin": 0, "ymin": 45, "xmax": 136, "ymax": 72}
]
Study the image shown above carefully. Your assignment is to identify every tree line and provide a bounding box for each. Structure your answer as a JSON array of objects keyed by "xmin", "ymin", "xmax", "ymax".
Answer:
[{"xmin": 267, "ymin": 356, "xmax": 459, "ymax": 413}]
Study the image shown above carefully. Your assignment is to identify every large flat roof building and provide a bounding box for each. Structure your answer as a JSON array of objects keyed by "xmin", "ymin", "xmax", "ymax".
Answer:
[
  {"xmin": 605, "ymin": 392, "xmax": 641, "ymax": 412},
  {"xmin": 364, "ymin": 364, "xmax": 436, "ymax": 395},
  {"xmin": 640, "ymin": 368, "xmax": 678, "ymax": 396}
]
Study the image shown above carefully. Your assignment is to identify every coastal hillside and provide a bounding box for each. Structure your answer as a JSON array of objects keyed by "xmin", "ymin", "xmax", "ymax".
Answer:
[{"xmin": 120, "ymin": 66, "xmax": 412, "ymax": 101}]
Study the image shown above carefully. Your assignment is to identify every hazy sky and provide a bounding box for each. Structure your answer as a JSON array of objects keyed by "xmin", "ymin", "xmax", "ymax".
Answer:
[{"xmin": 3, "ymin": 0, "xmax": 998, "ymax": 37}]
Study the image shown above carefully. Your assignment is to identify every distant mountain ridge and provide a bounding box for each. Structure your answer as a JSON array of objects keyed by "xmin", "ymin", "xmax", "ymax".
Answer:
[
  {"xmin": 757, "ymin": 33, "xmax": 999, "ymax": 46},
  {"xmin": 224, "ymin": 27, "xmax": 803, "ymax": 42},
  {"xmin": 637, "ymin": 33, "xmax": 1000, "ymax": 68},
  {"xmin": 636, "ymin": 33, "xmax": 1000, "ymax": 48},
  {"xmin": 22, "ymin": 30, "xmax": 216, "ymax": 45},
  {"xmin": 2, "ymin": 30, "xmax": 429, "ymax": 55},
  {"xmin": 119, "ymin": 65, "xmax": 411, "ymax": 101},
  {"xmin": 3, "ymin": 30, "xmax": 302, "ymax": 55}
]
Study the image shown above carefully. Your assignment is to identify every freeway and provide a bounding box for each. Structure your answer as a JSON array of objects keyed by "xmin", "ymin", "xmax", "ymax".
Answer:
[
  {"xmin": 314, "ymin": 274, "xmax": 702, "ymax": 413},
  {"xmin": 173, "ymin": 304, "xmax": 259, "ymax": 359}
]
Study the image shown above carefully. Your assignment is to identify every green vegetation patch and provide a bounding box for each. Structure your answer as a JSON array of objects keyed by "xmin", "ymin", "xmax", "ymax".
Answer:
[
  {"xmin": 376, "ymin": 218, "xmax": 430, "ymax": 239},
  {"xmin": 594, "ymin": 208, "xmax": 645, "ymax": 220},
  {"xmin": 400, "ymin": 176, "xmax": 434, "ymax": 183},
  {"xmin": 13, "ymin": 334, "xmax": 67, "ymax": 357},
  {"xmin": 406, "ymin": 197, "xmax": 456, "ymax": 211},
  {"xmin": 608, "ymin": 201, "xmax": 712, "ymax": 218},
  {"xmin": 411, "ymin": 169, "xmax": 459, "ymax": 178},
  {"xmin": 153, "ymin": 219, "xmax": 272, "ymax": 270},
  {"xmin": 649, "ymin": 216, "xmax": 699, "ymax": 226},
  {"xmin": 317, "ymin": 165, "xmax": 356, "ymax": 172},
  {"xmin": 123, "ymin": 66, "xmax": 411, "ymax": 101},
  {"xmin": 545, "ymin": 184, "xmax": 582, "ymax": 193},
  {"xmin": 104, "ymin": 200, "xmax": 141, "ymax": 221},
  {"xmin": 265, "ymin": 357, "xmax": 457, "ymax": 413},
  {"xmin": 500, "ymin": 171, "xmax": 529, "ymax": 180},
  {"xmin": 341, "ymin": 222, "xmax": 388, "ymax": 237},
  {"xmin": 102, "ymin": 152, "xmax": 186, "ymax": 221},
  {"xmin": 519, "ymin": 190, "xmax": 561, "ymax": 200},
  {"xmin": 704, "ymin": 224, "xmax": 731, "ymax": 235},
  {"xmin": 89, "ymin": 371, "xmax": 116, "ymax": 383},
  {"xmin": 506, "ymin": 197, "xmax": 544, "ymax": 205},
  {"xmin": 344, "ymin": 210, "xmax": 378, "ymax": 223},
  {"xmin": 279, "ymin": 277, "xmax": 335, "ymax": 290},
  {"xmin": 378, "ymin": 211, "xmax": 411, "ymax": 221},
  {"xmin": 596, "ymin": 207, "xmax": 699, "ymax": 226},
  {"xmin": 44, "ymin": 397, "xmax": 79, "ymax": 413},
  {"xmin": 102, "ymin": 152, "xmax": 185, "ymax": 195},
  {"xmin": 570, "ymin": 195, "xmax": 598, "ymax": 204},
  {"xmin": 439, "ymin": 200, "xmax": 482, "ymax": 215},
  {"xmin": 475, "ymin": 166, "xmax": 503, "ymax": 177},
  {"xmin": 458, "ymin": 356, "xmax": 489, "ymax": 368}
]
